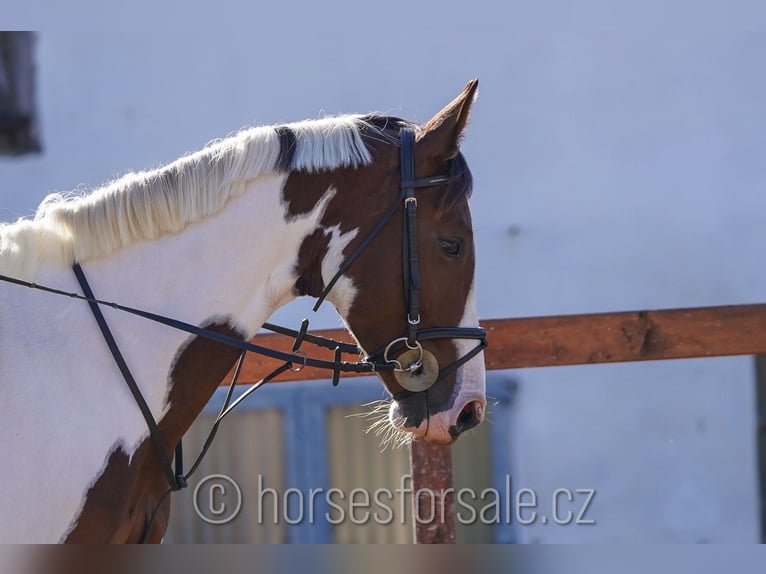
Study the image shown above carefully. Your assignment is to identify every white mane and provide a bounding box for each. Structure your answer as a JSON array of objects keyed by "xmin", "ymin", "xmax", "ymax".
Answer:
[{"xmin": 0, "ymin": 115, "xmax": 372, "ymax": 278}]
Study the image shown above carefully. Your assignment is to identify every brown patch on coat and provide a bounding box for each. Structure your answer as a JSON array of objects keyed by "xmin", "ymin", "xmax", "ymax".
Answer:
[
  {"xmin": 293, "ymin": 228, "xmax": 332, "ymax": 298},
  {"xmin": 65, "ymin": 321, "xmax": 245, "ymax": 543}
]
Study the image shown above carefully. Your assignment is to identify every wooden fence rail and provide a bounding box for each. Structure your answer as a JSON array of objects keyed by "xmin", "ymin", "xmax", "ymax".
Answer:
[
  {"xmin": 223, "ymin": 302, "xmax": 766, "ymax": 543},
  {"xmin": 225, "ymin": 303, "xmax": 766, "ymax": 385}
]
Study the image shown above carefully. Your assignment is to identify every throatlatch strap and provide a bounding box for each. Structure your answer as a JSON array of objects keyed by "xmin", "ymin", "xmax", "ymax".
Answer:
[{"xmin": 73, "ymin": 263, "xmax": 183, "ymax": 491}]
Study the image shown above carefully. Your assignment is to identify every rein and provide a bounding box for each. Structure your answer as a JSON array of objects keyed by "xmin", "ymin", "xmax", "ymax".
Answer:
[
  {"xmin": 0, "ymin": 127, "xmax": 487, "ymax": 541},
  {"xmin": 0, "ymin": 267, "xmax": 485, "ymax": 382}
]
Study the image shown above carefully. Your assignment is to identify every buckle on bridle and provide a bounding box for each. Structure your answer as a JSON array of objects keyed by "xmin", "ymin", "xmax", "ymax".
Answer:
[{"xmin": 289, "ymin": 349, "xmax": 307, "ymax": 373}]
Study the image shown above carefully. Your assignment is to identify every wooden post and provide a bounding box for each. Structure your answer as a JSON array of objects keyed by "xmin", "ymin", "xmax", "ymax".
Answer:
[
  {"xmin": 409, "ymin": 440, "xmax": 456, "ymax": 543},
  {"xmin": 754, "ymin": 355, "xmax": 766, "ymax": 543}
]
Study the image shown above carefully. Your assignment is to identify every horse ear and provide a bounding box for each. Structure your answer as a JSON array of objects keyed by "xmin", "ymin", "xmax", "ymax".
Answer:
[{"xmin": 417, "ymin": 79, "xmax": 479, "ymax": 161}]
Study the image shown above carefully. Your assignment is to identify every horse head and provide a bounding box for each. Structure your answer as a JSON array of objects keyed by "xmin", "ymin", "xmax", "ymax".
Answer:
[{"xmin": 285, "ymin": 80, "xmax": 485, "ymax": 444}]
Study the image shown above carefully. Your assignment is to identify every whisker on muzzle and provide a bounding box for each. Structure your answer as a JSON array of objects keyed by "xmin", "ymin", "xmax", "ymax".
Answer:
[
  {"xmin": 346, "ymin": 399, "xmax": 414, "ymax": 451},
  {"xmin": 478, "ymin": 395, "xmax": 499, "ymax": 426}
]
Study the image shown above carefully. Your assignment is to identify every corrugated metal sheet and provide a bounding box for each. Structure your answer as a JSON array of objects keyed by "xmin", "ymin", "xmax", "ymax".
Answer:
[
  {"xmin": 326, "ymin": 405, "xmax": 413, "ymax": 543},
  {"xmin": 325, "ymin": 405, "xmax": 494, "ymax": 543},
  {"xmin": 163, "ymin": 396, "xmax": 495, "ymax": 543},
  {"xmin": 452, "ymin": 421, "xmax": 495, "ymax": 543},
  {"xmin": 164, "ymin": 409, "xmax": 285, "ymax": 543}
]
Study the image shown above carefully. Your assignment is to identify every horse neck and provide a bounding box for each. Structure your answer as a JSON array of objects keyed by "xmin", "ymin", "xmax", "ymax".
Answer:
[
  {"xmin": 78, "ymin": 172, "xmax": 334, "ymax": 446},
  {"xmin": 89, "ymin": 173, "xmax": 309, "ymax": 331}
]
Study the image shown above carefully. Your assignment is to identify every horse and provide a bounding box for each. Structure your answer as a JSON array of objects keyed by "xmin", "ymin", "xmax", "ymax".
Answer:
[{"xmin": 0, "ymin": 80, "xmax": 486, "ymax": 543}]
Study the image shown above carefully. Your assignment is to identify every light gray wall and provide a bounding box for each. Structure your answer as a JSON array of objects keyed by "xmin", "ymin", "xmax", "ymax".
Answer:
[{"xmin": 3, "ymin": 0, "xmax": 764, "ymax": 542}]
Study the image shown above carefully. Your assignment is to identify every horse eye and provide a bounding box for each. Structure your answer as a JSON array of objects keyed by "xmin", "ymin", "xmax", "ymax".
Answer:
[{"xmin": 439, "ymin": 238, "xmax": 463, "ymax": 258}]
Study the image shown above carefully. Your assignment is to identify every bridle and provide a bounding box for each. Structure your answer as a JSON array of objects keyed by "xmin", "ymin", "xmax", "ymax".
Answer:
[
  {"xmin": 0, "ymin": 125, "xmax": 487, "ymax": 538},
  {"xmin": 313, "ymin": 127, "xmax": 487, "ymax": 395}
]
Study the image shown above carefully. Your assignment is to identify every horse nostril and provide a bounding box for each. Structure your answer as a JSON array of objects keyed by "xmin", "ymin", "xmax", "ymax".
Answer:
[{"xmin": 451, "ymin": 401, "xmax": 483, "ymax": 438}]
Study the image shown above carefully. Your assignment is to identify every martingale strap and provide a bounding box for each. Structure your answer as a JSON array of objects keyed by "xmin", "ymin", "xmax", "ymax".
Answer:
[
  {"xmin": 73, "ymin": 261, "xmax": 329, "ymax": 537},
  {"xmin": 72, "ymin": 264, "xmax": 184, "ymax": 491}
]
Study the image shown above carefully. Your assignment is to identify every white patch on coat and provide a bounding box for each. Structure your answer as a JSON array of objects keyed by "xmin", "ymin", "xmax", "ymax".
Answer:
[
  {"xmin": 390, "ymin": 278, "xmax": 487, "ymax": 444},
  {"xmin": 451, "ymin": 279, "xmax": 486, "ymax": 406},
  {"xmin": 318, "ymin": 223, "xmax": 359, "ymax": 319},
  {"xmin": 0, "ymin": 172, "xmax": 340, "ymax": 542}
]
